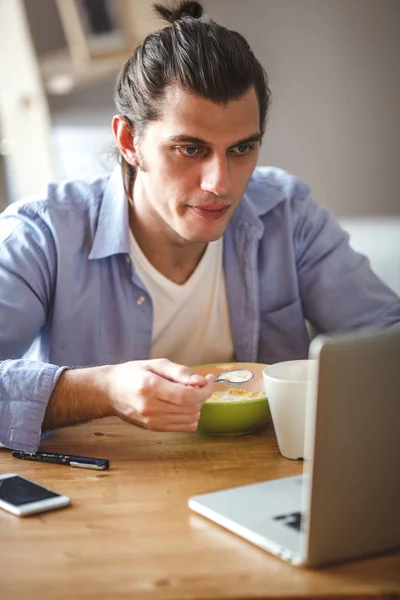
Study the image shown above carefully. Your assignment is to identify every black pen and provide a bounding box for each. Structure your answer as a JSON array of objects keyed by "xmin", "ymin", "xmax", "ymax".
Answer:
[{"xmin": 12, "ymin": 450, "xmax": 109, "ymax": 470}]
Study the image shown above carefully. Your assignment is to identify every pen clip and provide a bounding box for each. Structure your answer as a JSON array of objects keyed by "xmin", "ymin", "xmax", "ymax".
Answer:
[{"xmin": 69, "ymin": 460, "xmax": 109, "ymax": 470}]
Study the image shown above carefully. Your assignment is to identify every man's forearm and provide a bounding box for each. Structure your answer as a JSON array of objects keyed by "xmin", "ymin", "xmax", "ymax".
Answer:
[{"xmin": 42, "ymin": 365, "xmax": 113, "ymax": 431}]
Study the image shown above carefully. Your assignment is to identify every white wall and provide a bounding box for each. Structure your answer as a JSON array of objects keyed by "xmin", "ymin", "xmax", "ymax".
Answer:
[
  {"xmin": 203, "ymin": 0, "xmax": 400, "ymax": 217},
  {"xmin": 6, "ymin": 1, "xmax": 399, "ymax": 218}
]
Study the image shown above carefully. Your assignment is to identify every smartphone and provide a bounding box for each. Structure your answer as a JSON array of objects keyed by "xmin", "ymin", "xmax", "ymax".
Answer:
[{"xmin": 0, "ymin": 473, "xmax": 70, "ymax": 516}]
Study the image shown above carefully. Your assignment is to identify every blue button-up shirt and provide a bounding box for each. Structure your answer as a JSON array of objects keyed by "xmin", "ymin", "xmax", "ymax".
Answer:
[{"xmin": 1, "ymin": 167, "xmax": 399, "ymax": 451}]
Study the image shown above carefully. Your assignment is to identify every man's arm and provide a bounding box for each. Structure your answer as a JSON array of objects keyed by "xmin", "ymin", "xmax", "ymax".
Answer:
[
  {"xmin": 41, "ymin": 366, "xmax": 111, "ymax": 431},
  {"xmin": 293, "ymin": 192, "xmax": 400, "ymax": 332},
  {"xmin": 0, "ymin": 210, "xmax": 63, "ymax": 451},
  {"xmin": 42, "ymin": 360, "xmax": 214, "ymax": 435}
]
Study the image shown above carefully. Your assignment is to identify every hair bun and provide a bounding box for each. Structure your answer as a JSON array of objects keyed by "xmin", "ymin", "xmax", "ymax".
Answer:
[{"xmin": 154, "ymin": 1, "xmax": 203, "ymax": 24}]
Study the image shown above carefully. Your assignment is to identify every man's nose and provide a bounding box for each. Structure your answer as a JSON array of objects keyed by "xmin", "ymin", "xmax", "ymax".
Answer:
[{"xmin": 200, "ymin": 155, "xmax": 231, "ymax": 197}]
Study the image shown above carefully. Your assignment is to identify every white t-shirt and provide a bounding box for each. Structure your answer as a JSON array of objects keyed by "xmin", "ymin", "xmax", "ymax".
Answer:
[{"xmin": 130, "ymin": 233, "xmax": 234, "ymax": 366}]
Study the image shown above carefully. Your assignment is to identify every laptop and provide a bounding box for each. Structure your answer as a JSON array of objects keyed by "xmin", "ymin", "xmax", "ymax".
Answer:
[{"xmin": 189, "ymin": 326, "xmax": 400, "ymax": 567}]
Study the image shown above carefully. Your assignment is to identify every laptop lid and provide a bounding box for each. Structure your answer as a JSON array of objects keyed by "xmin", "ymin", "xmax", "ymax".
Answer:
[{"xmin": 302, "ymin": 326, "xmax": 400, "ymax": 567}]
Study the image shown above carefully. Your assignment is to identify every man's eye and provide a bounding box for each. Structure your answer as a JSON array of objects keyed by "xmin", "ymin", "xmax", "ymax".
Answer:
[
  {"xmin": 230, "ymin": 143, "xmax": 254, "ymax": 155},
  {"xmin": 181, "ymin": 146, "xmax": 199, "ymax": 156}
]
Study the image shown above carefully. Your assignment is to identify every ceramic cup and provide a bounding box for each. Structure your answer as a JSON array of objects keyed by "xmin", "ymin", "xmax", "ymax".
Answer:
[{"xmin": 263, "ymin": 360, "xmax": 313, "ymax": 460}]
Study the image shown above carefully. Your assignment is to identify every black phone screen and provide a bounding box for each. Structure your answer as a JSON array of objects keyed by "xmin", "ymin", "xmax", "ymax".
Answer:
[{"xmin": 0, "ymin": 476, "xmax": 59, "ymax": 506}]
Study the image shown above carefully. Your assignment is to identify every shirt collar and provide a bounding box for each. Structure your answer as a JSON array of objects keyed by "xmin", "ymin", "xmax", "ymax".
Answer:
[{"xmin": 89, "ymin": 166, "xmax": 130, "ymax": 260}]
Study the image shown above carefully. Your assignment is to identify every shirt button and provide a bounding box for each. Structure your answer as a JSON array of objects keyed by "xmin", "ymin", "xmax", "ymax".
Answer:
[{"xmin": 136, "ymin": 295, "xmax": 146, "ymax": 305}]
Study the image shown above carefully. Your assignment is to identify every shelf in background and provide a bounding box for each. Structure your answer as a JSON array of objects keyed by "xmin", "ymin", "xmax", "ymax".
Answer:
[{"xmin": 39, "ymin": 48, "xmax": 130, "ymax": 95}]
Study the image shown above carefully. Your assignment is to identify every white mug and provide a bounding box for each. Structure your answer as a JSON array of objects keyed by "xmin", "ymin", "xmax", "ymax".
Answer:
[{"xmin": 263, "ymin": 360, "xmax": 314, "ymax": 460}]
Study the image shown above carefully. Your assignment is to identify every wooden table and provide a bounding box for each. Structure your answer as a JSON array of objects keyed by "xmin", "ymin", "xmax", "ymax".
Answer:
[{"xmin": 1, "ymin": 417, "xmax": 399, "ymax": 599}]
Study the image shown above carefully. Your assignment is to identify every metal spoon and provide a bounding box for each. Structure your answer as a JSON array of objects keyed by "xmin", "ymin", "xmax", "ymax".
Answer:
[{"xmin": 214, "ymin": 369, "xmax": 254, "ymax": 386}]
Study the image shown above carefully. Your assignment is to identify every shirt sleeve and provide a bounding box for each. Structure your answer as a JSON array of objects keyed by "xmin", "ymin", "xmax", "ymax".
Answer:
[
  {"xmin": 293, "ymin": 191, "xmax": 400, "ymax": 333},
  {"xmin": 0, "ymin": 360, "xmax": 67, "ymax": 451},
  {"xmin": 0, "ymin": 209, "xmax": 67, "ymax": 452}
]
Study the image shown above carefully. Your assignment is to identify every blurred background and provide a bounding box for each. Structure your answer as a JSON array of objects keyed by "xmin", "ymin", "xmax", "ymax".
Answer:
[{"xmin": 0, "ymin": 0, "xmax": 399, "ymax": 291}]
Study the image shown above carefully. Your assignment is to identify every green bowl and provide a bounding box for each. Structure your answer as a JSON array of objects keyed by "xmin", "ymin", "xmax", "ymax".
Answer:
[{"xmin": 193, "ymin": 362, "xmax": 271, "ymax": 436}]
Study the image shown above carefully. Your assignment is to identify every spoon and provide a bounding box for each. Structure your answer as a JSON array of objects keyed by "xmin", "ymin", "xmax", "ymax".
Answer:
[{"xmin": 214, "ymin": 368, "xmax": 254, "ymax": 387}]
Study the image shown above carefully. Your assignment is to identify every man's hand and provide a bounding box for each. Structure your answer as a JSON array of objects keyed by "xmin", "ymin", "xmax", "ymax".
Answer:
[
  {"xmin": 43, "ymin": 358, "xmax": 215, "ymax": 433},
  {"xmin": 105, "ymin": 358, "xmax": 215, "ymax": 432}
]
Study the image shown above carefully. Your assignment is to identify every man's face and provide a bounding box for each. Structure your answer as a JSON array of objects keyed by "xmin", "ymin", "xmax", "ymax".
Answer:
[{"xmin": 132, "ymin": 85, "xmax": 261, "ymax": 245}]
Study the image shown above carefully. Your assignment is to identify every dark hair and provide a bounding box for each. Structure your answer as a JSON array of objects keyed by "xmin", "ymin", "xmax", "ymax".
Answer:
[{"xmin": 115, "ymin": 0, "xmax": 272, "ymax": 190}]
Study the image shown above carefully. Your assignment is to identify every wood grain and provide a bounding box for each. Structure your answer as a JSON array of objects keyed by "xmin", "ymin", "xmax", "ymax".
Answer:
[{"xmin": 0, "ymin": 417, "xmax": 399, "ymax": 600}]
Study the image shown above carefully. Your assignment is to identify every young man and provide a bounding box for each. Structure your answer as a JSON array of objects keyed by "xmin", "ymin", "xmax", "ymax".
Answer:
[{"xmin": 1, "ymin": 1, "xmax": 399, "ymax": 453}]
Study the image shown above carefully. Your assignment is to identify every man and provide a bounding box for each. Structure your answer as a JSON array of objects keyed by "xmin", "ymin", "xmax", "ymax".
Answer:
[{"xmin": 1, "ymin": 1, "xmax": 399, "ymax": 453}]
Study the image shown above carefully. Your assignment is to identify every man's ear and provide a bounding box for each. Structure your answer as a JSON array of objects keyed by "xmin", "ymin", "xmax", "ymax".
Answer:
[{"xmin": 112, "ymin": 115, "xmax": 138, "ymax": 166}]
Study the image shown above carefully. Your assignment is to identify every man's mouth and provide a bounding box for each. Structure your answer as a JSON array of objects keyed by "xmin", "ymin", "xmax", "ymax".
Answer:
[{"xmin": 189, "ymin": 204, "xmax": 230, "ymax": 221}]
